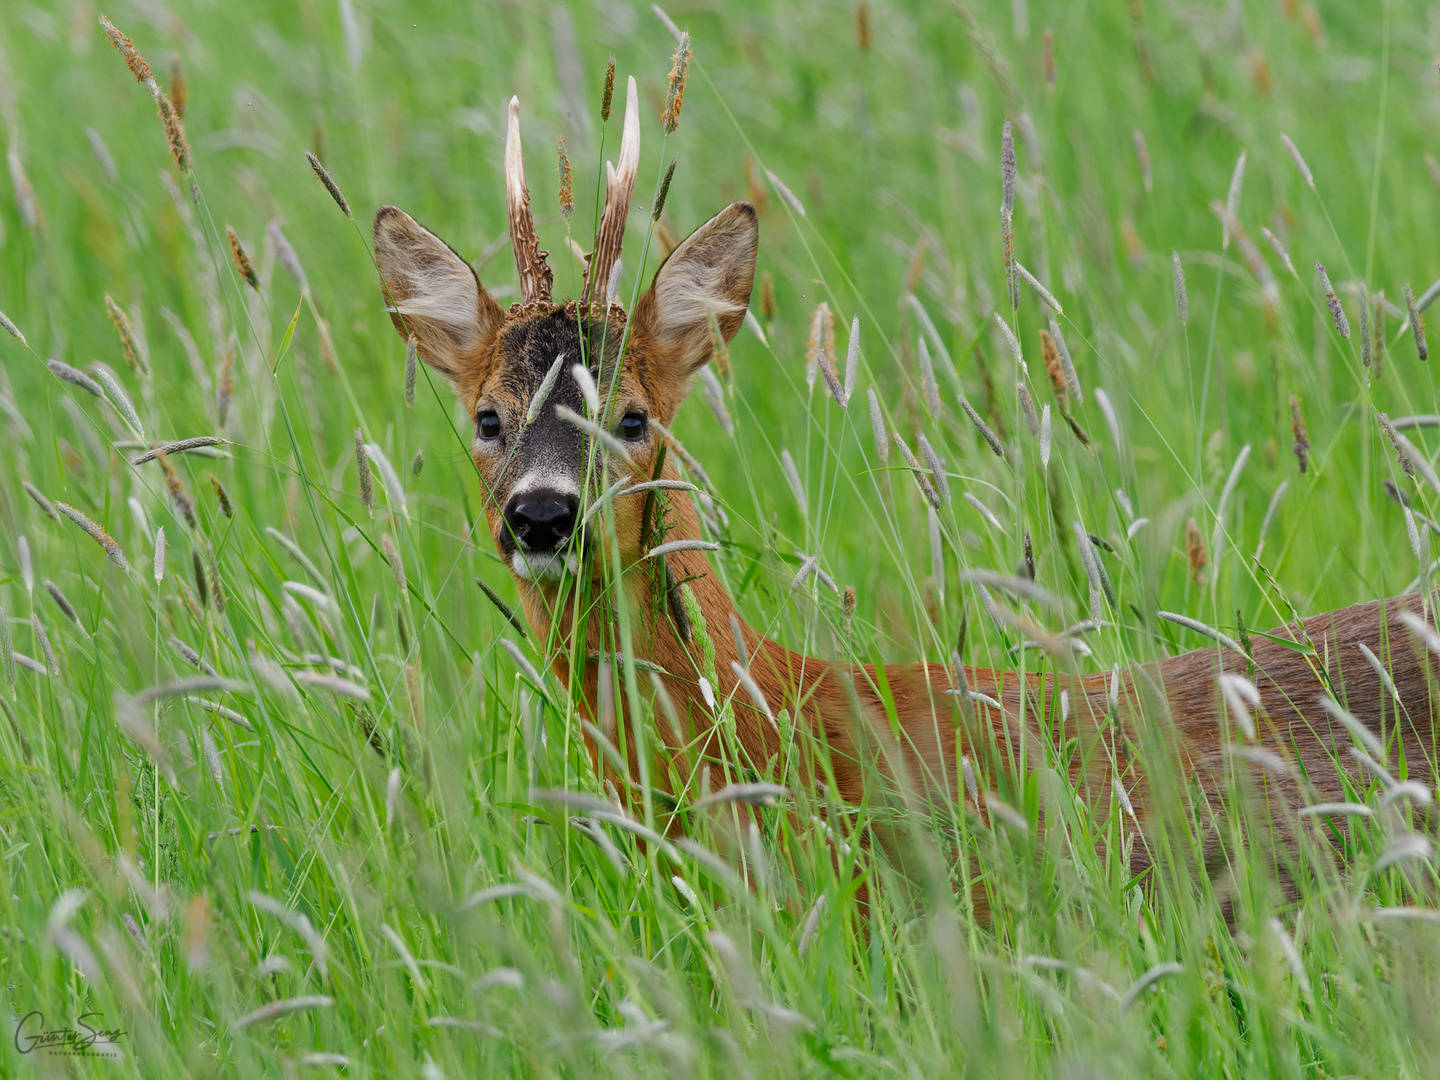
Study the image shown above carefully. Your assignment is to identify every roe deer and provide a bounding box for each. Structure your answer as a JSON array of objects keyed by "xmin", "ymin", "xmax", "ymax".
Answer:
[{"xmin": 373, "ymin": 82, "xmax": 1440, "ymax": 904}]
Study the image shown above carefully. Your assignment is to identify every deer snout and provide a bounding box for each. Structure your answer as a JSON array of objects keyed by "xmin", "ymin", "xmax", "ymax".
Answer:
[{"xmin": 504, "ymin": 491, "xmax": 579, "ymax": 552}]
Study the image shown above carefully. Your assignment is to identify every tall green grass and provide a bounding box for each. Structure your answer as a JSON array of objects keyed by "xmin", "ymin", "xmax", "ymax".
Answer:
[{"xmin": 0, "ymin": 1, "xmax": 1438, "ymax": 1075}]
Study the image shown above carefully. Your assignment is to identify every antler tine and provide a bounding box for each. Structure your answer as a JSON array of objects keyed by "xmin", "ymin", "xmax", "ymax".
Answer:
[
  {"xmin": 505, "ymin": 96, "xmax": 554, "ymax": 305},
  {"xmin": 583, "ymin": 76, "xmax": 640, "ymax": 306}
]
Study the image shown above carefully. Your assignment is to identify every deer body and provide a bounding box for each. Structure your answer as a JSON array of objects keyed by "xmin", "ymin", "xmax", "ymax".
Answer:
[{"xmin": 373, "ymin": 83, "xmax": 1439, "ymax": 882}]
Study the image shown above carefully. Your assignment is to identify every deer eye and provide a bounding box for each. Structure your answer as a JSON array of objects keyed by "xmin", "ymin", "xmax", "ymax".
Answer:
[
  {"xmin": 476, "ymin": 410, "xmax": 502, "ymax": 441},
  {"xmin": 618, "ymin": 412, "xmax": 647, "ymax": 441}
]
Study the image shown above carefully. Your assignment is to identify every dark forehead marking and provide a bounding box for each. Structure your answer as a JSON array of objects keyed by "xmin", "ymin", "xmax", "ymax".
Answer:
[{"xmin": 495, "ymin": 310, "xmax": 627, "ymax": 392}]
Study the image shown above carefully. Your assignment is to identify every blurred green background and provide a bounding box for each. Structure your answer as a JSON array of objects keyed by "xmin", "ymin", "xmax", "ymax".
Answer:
[{"xmin": 1, "ymin": 1, "xmax": 1439, "ymax": 1076}]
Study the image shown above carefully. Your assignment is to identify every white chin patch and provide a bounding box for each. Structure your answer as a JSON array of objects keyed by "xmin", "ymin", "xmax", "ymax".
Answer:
[{"xmin": 510, "ymin": 549, "xmax": 580, "ymax": 583}]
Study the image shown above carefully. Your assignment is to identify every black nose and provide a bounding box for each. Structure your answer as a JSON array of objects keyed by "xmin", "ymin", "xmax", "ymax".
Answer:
[{"xmin": 504, "ymin": 491, "xmax": 579, "ymax": 552}]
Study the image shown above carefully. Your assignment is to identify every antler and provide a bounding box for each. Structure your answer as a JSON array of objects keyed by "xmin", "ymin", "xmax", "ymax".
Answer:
[
  {"xmin": 505, "ymin": 96, "xmax": 554, "ymax": 305},
  {"xmin": 583, "ymin": 76, "xmax": 640, "ymax": 306}
]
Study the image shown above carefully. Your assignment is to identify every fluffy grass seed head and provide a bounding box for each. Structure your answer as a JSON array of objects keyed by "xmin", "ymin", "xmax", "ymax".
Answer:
[
  {"xmin": 1048, "ymin": 318, "xmax": 1081, "ymax": 401},
  {"xmin": 47, "ymin": 359, "xmax": 104, "ymax": 398},
  {"xmin": 24, "ymin": 481, "xmax": 57, "ymax": 520},
  {"xmin": 210, "ymin": 475, "xmax": 233, "ymax": 518},
  {"xmin": 556, "ymin": 136, "xmax": 574, "ymax": 222},
  {"xmin": 1359, "ymin": 283, "xmax": 1372, "ymax": 367},
  {"xmin": 893, "ymin": 433, "xmax": 941, "ymax": 509},
  {"xmin": 1377, "ymin": 412, "xmax": 1415, "ymax": 481},
  {"xmin": 1405, "ymin": 282, "xmax": 1428, "ymax": 361},
  {"xmin": 1290, "ymin": 394, "xmax": 1309, "ymax": 474},
  {"xmin": 1261, "ymin": 227, "xmax": 1297, "ymax": 277},
  {"xmin": 45, "ymin": 579, "xmax": 80, "ymax": 625},
  {"xmin": 1280, "ymin": 133, "xmax": 1315, "ymax": 189},
  {"xmin": 805, "ymin": 302, "xmax": 835, "ymax": 394},
  {"xmin": 662, "ymin": 32, "xmax": 692, "ymax": 134},
  {"xmin": 92, "ymin": 364, "xmax": 144, "ymax": 437},
  {"xmin": 867, "ymin": 388, "xmax": 890, "ymax": 463},
  {"xmin": 0, "ymin": 600, "xmax": 13, "ymax": 687},
  {"xmin": 1133, "ymin": 129, "xmax": 1152, "ymax": 194},
  {"xmin": 1185, "ymin": 517, "xmax": 1208, "ymax": 583},
  {"xmin": 653, "ymin": 157, "xmax": 677, "ymax": 222},
  {"xmin": 918, "ymin": 433, "xmax": 950, "ymax": 504},
  {"xmin": 306, "ymin": 151, "xmax": 351, "ymax": 218},
  {"xmin": 56, "ymin": 501, "xmax": 129, "ymax": 572},
  {"xmin": 959, "ymin": 396, "xmax": 1008, "ymax": 462},
  {"xmin": 355, "ymin": 429, "xmax": 374, "ymax": 514},
  {"xmin": 381, "ymin": 533, "xmax": 406, "ymax": 592},
  {"xmin": 1223, "ymin": 150, "xmax": 1246, "ymax": 249},
  {"xmin": 105, "ymin": 295, "xmax": 146, "ymax": 375},
  {"xmin": 601, "ymin": 56, "xmax": 616, "ymax": 122},
  {"xmin": 0, "ymin": 308, "xmax": 25, "ymax": 346},
  {"xmin": 1017, "ymin": 381, "xmax": 1038, "ymax": 438},
  {"xmin": 1172, "ymin": 251, "xmax": 1188, "ymax": 325},
  {"xmin": 404, "ymin": 333, "xmax": 418, "ymax": 408},
  {"xmin": 1315, "ymin": 262, "xmax": 1350, "ymax": 338},
  {"xmin": 227, "ymin": 226, "xmax": 259, "ymax": 290}
]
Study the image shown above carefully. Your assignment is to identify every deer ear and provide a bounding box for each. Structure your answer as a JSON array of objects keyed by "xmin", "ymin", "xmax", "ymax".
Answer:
[
  {"xmin": 631, "ymin": 201, "xmax": 758, "ymax": 414},
  {"xmin": 373, "ymin": 205, "xmax": 506, "ymax": 388}
]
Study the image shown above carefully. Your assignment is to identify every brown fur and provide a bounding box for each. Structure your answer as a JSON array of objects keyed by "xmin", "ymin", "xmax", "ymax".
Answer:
[{"xmin": 374, "ymin": 198, "xmax": 1440, "ymax": 907}]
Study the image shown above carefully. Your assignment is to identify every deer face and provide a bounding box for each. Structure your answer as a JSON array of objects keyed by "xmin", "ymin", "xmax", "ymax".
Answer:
[{"xmin": 372, "ymin": 87, "xmax": 757, "ymax": 589}]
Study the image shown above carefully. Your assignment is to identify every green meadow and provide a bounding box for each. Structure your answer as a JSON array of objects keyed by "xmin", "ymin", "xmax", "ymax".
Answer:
[{"xmin": 1, "ymin": 0, "xmax": 1439, "ymax": 1075}]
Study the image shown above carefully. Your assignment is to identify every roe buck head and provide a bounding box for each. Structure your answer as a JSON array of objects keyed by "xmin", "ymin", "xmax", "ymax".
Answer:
[{"xmin": 373, "ymin": 81, "xmax": 757, "ymax": 586}]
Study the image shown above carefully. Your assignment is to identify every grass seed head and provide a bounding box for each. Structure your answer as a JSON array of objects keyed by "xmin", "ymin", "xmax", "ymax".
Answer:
[
  {"xmin": 556, "ymin": 136, "xmax": 574, "ymax": 221},
  {"xmin": 760, "ymin": 272, "xmax": 776, "ymax": 319},
  {"xmin": 25, "ymin": 481, "xmax": 57, "ymax": 520},
  {"xmin": 161, "ymin": 459, "xmax": 198, "ymax": 530},
  {"xmin": 918, "ymin": 433, "xmax": 950, "ymax": 504},
  {"xmin": 1000, "ymin": 120, "xmax": 1016, "ymax": 217},
  {"xmin": 105, "ymin": 295, "xmax": 146, "ymax": 375},
  {"xmin": 843, "ymin": 584, "xmax": 856, "ymax": 619},
  {"xmin": 653, "ymin": 156, "xmax": 677, "ymax": 222},
  {"xmin": 805, "ymin": 302, "xmax": 835, "ymax": 394},
  {"xmin": 1260, "ymin": 227, "xmax": 1297, "ymax": 277},
  {"xmin": 855, "ymin": 2, "xmax": 871, "ymax": 49},
  {"xmin": 1040, "ymin": 328, "xmax": 1067, "ymax": 404},
  {"xmin": 1359, "ymin": 283, "xmax": 1371, "ymax": 367},
  {"xmin": 381, "ymin": 534, "xmax": 406, "ymax": 591},
  {"xmin": 601, "ymin": 56, "xmax": 615, "ymax": 122},
  {"xmin": 1133, "ymin": 129, "xmax": 1151, "ymax": 194},
  {"xmin": 170, "ymin": 52, "xmax": 187, "ymax": 118},
  {"xmin": 154, "ymin": 526, "xmax": 167, "ymax": 584},
  {"xmin": 1376, "ymin": 412, "xmax": 1415, "ymax": 480},
  {"xmin": 1018, "ymin": 381, "xmax": 1038, "ymax": 437},
  {"xmin": 45, "ymin": 579, "xmax": 80, "ymax": 625},
  {"xmin": 404, "ymin": 334, "xmax": 418, "ymax": 408},
  {"xmin": 56, "ymin": 501, "xmax": 129, "ymax": 572},
  {"xmin": 46, "ymin": 359, "xmax": 104, "ymax": 398},
  {"xmin": 1172, "ymin": 251, "xmax": 1188, "ymax": 325},
  {"xmin": 1290, "ymin": 394, "xmax": 1309, "ymax": 474},
  {"xmin": 226, "ymin": 226, "xmax": 259, "ymax": 290},
  {"xmin": 1315, "ymin": 262, "xmax": 1350, "ymax": 338},
  {"xmin": 100, "ymin": 15, "xmax": 153, "ymax": 84},
  {"xmin": 662, "ymin": 32, "xmax": 692, "ymax": 134},
  {"xmin": 356, "ymin": 429, "xmax": 374, "ymax": 514},
  {"xmin": 959, "ymin": 396, "xmax": 1008, "ymax": 462},
  {"xmin": 1405, "ymin": 282, "xmax": 1428, "ymax": 361},
  {"xmin": 411, "ymin": 450, "xmax": 424, "ymax": 475},
  {"xmin": 210, "ymin": 475, "xmax": 233, "ymax": 517},
  {"xmin": 1280, "ymin": 133, "xmax": 1314, "ymax": 188},
  {"xmin": 1185, "ymin": 517, "xmax": 1208, "ymax": 583},
  {"xmin": 306, "ymin": 151, "xmax": 351, "ymax": 218},
  {"xmin": 0, "ymin": 307, "xmax": 25, "ymax": 345},
  {"xmin": 0, "ymin": 600, "xmax": 12, "ymax": 687},
  {"xmin": 867, "ymin": 388, "xmax": 889, "ymax": 462}
]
